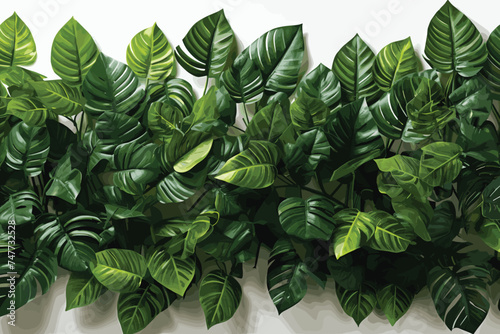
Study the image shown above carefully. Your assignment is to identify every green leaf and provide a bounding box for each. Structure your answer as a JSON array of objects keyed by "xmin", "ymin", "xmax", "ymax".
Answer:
[
  {"xmin": 330, "ymin": 149, "xmax": 381, "ymax": 182},
  {"xmin": 290, "ymin": 91, "xmax": 328, "ymax": 131},
  {"xmin": 221, "ymin": 52, "xmax": 264, "ymax": 104},
  {"xmin": 392, "ymin": 197, "xmax": 432, "ymax": 241},
  {"xmin": 183, "ymin": 87, "xmax": 219, "ymax": 127},
  {"xmin": 367, "ymin": 211, "xmax": 413, "ymax": 253},
  {"xmin": 376, "ymin": 155, "xmax": 432, "ymax": 203},
  {"xmin": 0, "ymin": 248, "xmax": 57, "ymax": 317},
  {"xmin": 6, "ymin": 97, "xmax": 56, "ymax": 126},
  {"xmin": 45, "ymin": 151, "xmax": 82, "ymax": 204},
  {"xmin": 157, "ymin": 166, "xmax": 207, "ymax": 204},
  {"xmin": 126, "ymin": 23, "xmax": 174, "ymax": 81},
  {"xmin": 65, "ymin": 270, "xmax": 105, "ymax": 311},
  {"xmin": 377, "ymin": 284, "xmax": 413, "ymax": 326},
  {"xmin": 481, "ymin": 25, "xmax": 500, "ymax": 98},
  {"xmin": 482, "ymin": 176, "xmax": 500, "ymax": 220},
  {"xmin": 419, "ymin": 142, "xmax": 462, "ymax": 187},
  {"xmin": 457, "ymin": 119, "xmax": 499, "ymax": 163},
  {"xmin": 284, "ymin": 128, "xmax": 330, "ymax": 183},
  {"xmin": 164, "ymin": 130, "xmax": 213, "ymax": 173},
  {"xmin": 0, "ymin": 12, "xmax": 36, "ymax": 67},
  {"xmin": 182, "ymin": 211, "xmax": 218, "ymax": 259},
  {"xmin": 161, "ymin": 79, "xmax": 195, "ymax": 117},
  {"xmin": 428, "ymin": 201, "xmax": 460, "ymax": 247},
  {"xmin": 91, "ymin": 248, "xmax": 147, "ymax": 293},
  {"xmin": 332, "ymin": 34, "xmax": 379, "ymax": 104},
  {"xmin": 246, "ymin": 102, "xmax": 287, "ymax": 142},
  {"xmin": 215, "ymin": 141, "xmax": 279, "ymax": 189},
  {"xmin": 267, "ymin": 239, "xmax": 308, "ymax": 314},
  {"xmin": 176, "ymin": 10, "xmax": 235, "ymax": 78},
  {"xmin": 147, "ymin": 101, "xmax": 183, "ymax": 142},
  {"xmin": 243, "ymin": 24, "xmax": 304, "ymax": 95},
  {"xmin": 327, "ymin": 255, "xmax": 365, "ymax": 290},
  {"xmin": 297, "ymin": 63, "xmax": 341, "ymax": 109},
  {"xmin": 35, "ymin": 211, "xmax": 102, "ymax": 272},
  {"xmin": 324, "ymin": 99, "xmax": 384, "ymax": 169},
  {"xmin": 82, "ymin": 53, "xmax": 144, "ymax": 117},
  {"xmin": 5, "ymin": 122, "xmax": 50, "ymax": 177},
  {"xmin": 113, "ymin": 142, "xmax": 159, "ymax": 195},
  {"xmin": 336, "ymin": 283, "xmax": 376, "ymax": 326},
  {"xmin": 0, "ymin": 66, "xmax": 45, "ymax": 86},
  {"xmin": 428, "ymin": 264, "xmax": 489, "ymax": 333},
  {"xmin": 0, "ymin": 190, "xmax": 41, "ymax": 225},
  {"xmin": 31, "ymin": 80, "xmax": 84, "ymax": 116},
  {"xmin": 424, "ymin": 1, "xmax": 487, "ymax": 77},
  {"xmin": 477, "ymin": 219, "xmax": 500, "ymax": 252},
  {"xmin": 146, "ymin": 246, "xmax": 195, "ymax": 296},
  {"xmin": 118, "ymin": 282, "xmax": 175, "ymax": 334},
  {"xmin": 448, "ymin": 78, "xmax": 491, "ymax": 126},
  {"xmin": 278, "ymin": 195, "xmax": 339, "ymax": 240},
  {"xmin": 373, "ymin": 37, "xmax": 419, "ymax": 91},
  {"xmin": 199, "ymin": 270, "xmax": 242, "ymax": 329},
  {"xmin": 51, "ymin": 17, "xmax": 100, "ymax": 86},
  {"xmin": 332, "ymin": 209, "xmax": 375, "ymax": 259}
]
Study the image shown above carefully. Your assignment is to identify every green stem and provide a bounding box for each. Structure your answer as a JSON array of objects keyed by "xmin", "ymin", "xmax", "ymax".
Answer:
[
  {"xmin": 231, "ymin": 125, "xmax": 245, "ymax": 133},
  {"xmin": 78, "ymin": 112, "xmax": 85, "ymax": 139},
  {"xmin": 396, "ymin": 140, "xmax": 403, "ymax": 154},
  {"xmin": 242, "ymin": 103, "xmax": 250, "ymax": 126},
  {"xmin": 316, "ymin": 172, "xmax": 327, "ymax": 195},
  {"xmin": 187, "ymin": 188, "xmax": 211, "ymax": 212},
  {"xmin": 203, "ymin": 77, "xmax": 209, "ymax": 95},
  {"xmin": 278, "ymin": 175, "xmax": 294, "ymax": 185},
  {"xmin": 329, "ymin": 183, "xmax": 342, "ymax": 197}
]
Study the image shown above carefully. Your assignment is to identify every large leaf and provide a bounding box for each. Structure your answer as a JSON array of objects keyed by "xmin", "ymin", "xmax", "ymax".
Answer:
[
  {"xmin": 336, "ymin": 283, "xmax": 376, "ymax": 326},
  {"xmin": 91, "ymin": 248, "xmax": 147, "ymax": 293},
  {"xmin": 377, "ymin": 284, "xmax": 414, "ymax": 326},
  {"xmin": 82, "ymin": 53, "xmax": 144, "ymax": 117},
  {"xmin": 118, "ymin": 281, "xmax": 175, "ymax": 334},
  {"xmin": 373, "ymin": 37, "xmax": 419, "ymax": 91},
  {"xmin": 31, "ymin": 80, "xmax": 84, "ymax": 116},
  {"xmin": 51, "ymin": 17, "xmax": 100, "ymax": 86},
  {"xmin": 392, "ymin": 197, "xmax": 433, "ymax": 242},
  {"xmin": 176, "ymin": 10, "xmax": 235, "ymax": 78},
  {"xmin": 35, "ymin": 211, "xmax": 102, "ymax": 272},
  {"xmin": 126, "ymin": 23, "xmax": 174, "ymax": 81},
  {"xmin": 5, "ymin": 121, "xmax": 50, "ymax": 177},
  {"xmin": 289, "ymin": 91, "xmax": 329, "ymax": 131},
  {"xmin": 481, "ymin": 25, "xmax": 500, "ymax": 98},
  {"xmin": 0, "ymin": 248, "xmax": 57, "ymax": 317},
  {"xmin": 6, "ymin": 97, "xmax": 56, "ymax": 126},
  {"xmin": 424, "ymin": 1, "xmax": 487, "ymax": 77},
  {"xmin": 0, "ymin": 12, "xmax": 36, "ymax": 67},
  {"xmin": 457, "ymin": 119, "xmax": 499, "ymax": 163},
  {"xmin": 419, "ymin": 142, "xmax": 463, "ymax": 187},
  {"xmin": 244, "ymin": 25, "xmax": 304, "ymax": 95},
  {"xmin": 164, "ymin": 130, "xmax": 213, "ymax": 173},
  {"xmin": 367, "ymin": 211, "xmax": 413, "ymax": 253},
  {"xmin": 267, "ymin": 239, "xmax": 308, "ymax": 314},
  {"xmin": 113, "ymin": 142, "xmax": 159, "ymax": 195},
  {"xmin": 147, "ymin": 101, "xmax": 183, "ymax": 142},
  {"xmin": 332, "ymin": 209, "xmax": 375, "ymax": 259},
  {"xmin": 246, "ymin": 102, "xmax": 287, "ymax": 142},
  {"xmin": 215, "ymin": 141, "xmax": 279, "ymax": 189},
  {"xmin": 278, "ymin": 195, "xmax": 338, "ymax": 240},
  {"xmin": 428, "ymin": 264, "xmax": 489, "ymax": 333},
  {"xmin": 332, "ymin": 34, "xmax": 379, "ymax": 104},
  {"xmin": 146, "ymin": 246, "xmax": 195, "ymax": 296},
  {"xmin": 221, "ymin": 53, "xmax": 264, "ymax": 104},
  {"xmin": 448, "ymin": 78, "xmax": 492, "ymax": 126},
  {"xmin": 0, "ymin": 189, "xmax": 41, "ymax": 225},
  {"xmin": 156, "ymin": 166, "xmax": 207, "ymax": 204},
  {"xmin": 296, "ymin": 63, "xmax": 341, "ymax": 109},
  {"xmin": 324, "ymin": 98, "xmax": 384, "ymax": 169},
  {"xmin": 199, "ymin": 270, "xmax": 242, "ymax": 329},
  {"xmin": 65, "ymin": 270, "xmax": 105, "ymax": 311}
]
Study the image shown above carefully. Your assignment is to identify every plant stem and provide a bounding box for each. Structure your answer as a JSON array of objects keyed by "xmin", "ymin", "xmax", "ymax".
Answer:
[
  {"xmin": 242, "ymin": 103, "xmax": 250, "ymax": 126},
  {"xmin": 78, "ymin": 112, "xmax": 85, "ymax": 139},
  {"xmin": 316, "ymin": 172, "xmax": 327, "ymax": 195},
  {"xmin": 350, "ymin": 172, "xmax": 355, "ymax": 208},
  {"xmin": 203, "ymin": 77, "xmax": 209, "ymax": 95},
  {"xmin": 231, "ymin": 125, "xmax": 245, "ymax": 133},
  {"xmin": 396, "ymin": 140, "xmax": 403, "ymax": 154},
  {"xmin": 187, "ymin": 188, "xmax": 211, "ymax": 212},
  {"xmin": 329, "ymin": 182, "xmax": 342, "ymax": 197}
]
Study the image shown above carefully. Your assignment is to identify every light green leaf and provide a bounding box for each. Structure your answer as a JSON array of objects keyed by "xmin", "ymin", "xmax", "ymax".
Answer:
[
  {"xmin": 126, "ymin": 23, "xmax": 174, "ymax": 81},
  {"xmin": 0, "ymin": 12, "xmax": 36, "ymax": 67},
  {"xmin": 332, "ymin": 209, "xmax": 376, "ymax": 259},
  {"xmin": 290, "ymin": 91, "xmax": 329, "ymax": 131},
  {"xmin": 147, "ymin": 101, "xmax": 183, "ymax": 142},
  {"xmin": 31, "ymin": 80, "xmax": 84, "ymax": 116},
  {"xmin": 367, "ymin": 211, "xmax": 413, "ymax": 253},
  {"xmin": 246, "ymin": 102, "xmax": 287, "ymax": 142},
  {"xmin": 65, "ymin": 271, "xmax": 105, "ymax": 311},
  {"xmin": 51, "ymin": 17, "xmax": 100, "ymax": 86},
  {"xmin": 45, "ymin": 151, "xmax": 82, "ymax": 204},
  {"xmin": 377, "ymin": 284, "xmax": 413, "ymax": 326},
  {"xmin": 215, "ymin": 141, "xmax": 279, "ymax": 189},
  {"xmin": 91, "ymin": 248, "xmax": 147, "ymax": 293},
  {"xmin": 419, "ymin": 142, "xmax": 462, "ymax": 187},
  {"xmin": 6, "ymin": 97, "xmax": 56, "ymax": 127}
]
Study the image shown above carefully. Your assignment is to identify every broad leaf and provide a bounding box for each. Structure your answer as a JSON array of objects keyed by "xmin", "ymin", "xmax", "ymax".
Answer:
[
  {"xmin": 215, "ymin": 141, "xmax": 279, "ymax": 189},
  {"xmin": 0, "ymin": 190, "xmax": 41, "ymax": 225},
  {"xmin": 336, "ymin": 283, "xmax": 376, "ymax": 326},
  {"xmin": 482, "ymin": 176, "xmax": 500, "ymax": 220},
  {"xmin": 199, "ymin": 270, "xmax": 242, "ymax": 329},
  {"xmin": 221, "ymin": 53, "xmax": 264, "ymax": 104},
  {"xmin": 176, "ymin": 10, "xmax": 235, "ymax": 78},
  {"xmin": 290, "ymin": 91, "xmax": 329, "ymax": 131},
  {"xmin": 65, "ymin": 270, "xmax": 105, "ymax": 311},
  {"xmin": 0, "ymin": 13, "xmax": 36, "ymax": 67},
  {"xmin": 424, "ymin": 1, "xmax": 487, "ymax": 77},
  {"xmin": 147, "ymin": 101, "xmax": 183, "ymax": 142},
  {"xmin": 296, "ymin": 63, "xmax": 341, "ymax": 109},
  {"xmin": 246, "ymin": 102, "xmax": 287, "ymax": 143},
  {"xmin": 278, "ymin": 195, "xmax": 338, "ymax": 240},
  {"xmin": 45, "ymin": 151, "xmax": 82, "ymax": 204},
  {"xmin": 91, "ymin": 248, "xmax": 147, "ymax": 293},
  {"xmin": 157, "ymin": 166, "xmax": 207, "ymax": 204},
  {"xmin": 332, "ymin": 209, "xmax": 375, "ymax": 259},
  {"xmin": 126, "ymin": 23, "xmax": 174, "ymax": 81},
  {"xmin": 6, "ymin": 97, "xmax": 56, "ymax": 126},
  {"xmin": 51, "ymin": 17, "xmax": 99, "ymax": 86},
  {"xmin": 367, "ymin": 211, "xmax": 413, "ymax": 253},
  {"xmin": 31, "ymin": 80, "xmax": 84, "ymax": 116},
  {"xmin": 481, "ymin": 25, "xmax": 500, "ymax": 98},
  {"xmin": 377, "ymin": 284, "xmax": 413, "ymax": 326},
  {"xmin": 419, "ymin": 142, "xmax": 462, "ymax": 187}
]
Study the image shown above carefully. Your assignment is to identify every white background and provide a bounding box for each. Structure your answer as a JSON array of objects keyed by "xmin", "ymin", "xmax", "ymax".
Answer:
[{"xmin": 1, "ymin": 0, "xmax": 500, "ymax": 333}]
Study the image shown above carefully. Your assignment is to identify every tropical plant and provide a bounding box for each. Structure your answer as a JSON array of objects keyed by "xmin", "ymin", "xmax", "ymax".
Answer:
[{"xmin": 1, "ymin": 2, "xmax": 500, "ymax": 333}]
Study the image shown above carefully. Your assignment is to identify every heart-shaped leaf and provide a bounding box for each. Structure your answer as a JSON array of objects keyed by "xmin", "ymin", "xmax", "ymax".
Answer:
[{"xmin": 0, "ymin": 12, "xmax": 36, "ymax": 67}]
